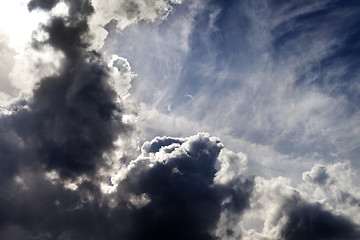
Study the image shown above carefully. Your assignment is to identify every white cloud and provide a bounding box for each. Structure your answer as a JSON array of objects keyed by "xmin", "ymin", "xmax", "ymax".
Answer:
[
  {"xmin": 129, "ymin": 193, "xmax": 151, "ymax": 208},
  {"xmin": 0, "ymin": 1, "xmax": 66, "ymax": 105},
  {"xmin": 230, "ymin": 160, "xmax": 360, "ymax": 239},
  {"xmin": 89, "ymin": 0, "xmax": 183, "ymax": 49},
  {"xmin": 108, "ymin": 54, "xmax": 136, "ymax": 100},
  {"xmin": 300, "ymin": 161, "xmax": 360, "ymax": 224},
  {"xmin": 214, "ymin": 148, "xmax": 248, "ymax": 184}
]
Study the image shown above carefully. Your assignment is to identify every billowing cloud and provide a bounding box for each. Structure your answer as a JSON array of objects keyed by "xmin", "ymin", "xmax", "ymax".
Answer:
[
  {"xmin": 0, "ymin": 129, "xmax": 254, "ymax": 239},
  {"xmin": 300, "ymin": 161, "xmax": 360, "ymax": 224},
  {"xmin": 0, "ymin": 1, "xmax": 254, "ymax": 239},
  {"xmin": 237, "ymin": 174, "xmax": 360, "ymax": 239},
  {"xmin": 0, "ymin": 0, "xmax": 130, "ymax": 179},
  {"xmin": 280, "ymin": 198, "xmax": 360, "ymax": 240},
  {"xmin": 112, "ymin": 133, "xmax": 253, "ymax": 239}
]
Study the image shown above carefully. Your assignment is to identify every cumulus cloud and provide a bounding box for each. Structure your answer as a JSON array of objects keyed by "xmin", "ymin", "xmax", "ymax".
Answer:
[
  {"xmin": 0, "ymin": 129, "xmax": 254, "ymax": 239},
  {"xmin": 111, "ymin": 133, "xmax": 254, "ymax": 240},
  {"xmin": 238, "ymin": 174, "xmax": 360, "ymax": 240},
  {"xmin": 0, "ymin": 4, "xmax": 135, "ymax": 220},
  {"xmin": 280, "ymin": 198, "xmax": 360, "ymax": 240},
  {"xmin": 11, "ymin": 0, "xmax": 133, "ymax": 179},
  {"xmin": 0, "ymin": 1, "xmax": 255, "ymax": 239},
  {"xmin": 300, "ymin": 161, "xmax": 360, "ymax": 223}
]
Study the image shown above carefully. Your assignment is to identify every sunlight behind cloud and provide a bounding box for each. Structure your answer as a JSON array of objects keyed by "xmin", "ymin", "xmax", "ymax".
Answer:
[{"xmin": 0, "ymin": 0, "xmax": 48, "ymax": 50}]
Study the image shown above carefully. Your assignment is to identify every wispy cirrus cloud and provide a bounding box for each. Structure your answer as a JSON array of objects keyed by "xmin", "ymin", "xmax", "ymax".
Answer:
[{"xmin": 110, "ymin": 0, "xmax": 360, "ymax": 174}]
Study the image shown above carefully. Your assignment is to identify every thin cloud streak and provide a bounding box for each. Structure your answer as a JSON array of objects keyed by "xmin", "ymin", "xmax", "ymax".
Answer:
[{"xmin": 110, "ymin": 0, "xmax": 360, "ymax": 172}]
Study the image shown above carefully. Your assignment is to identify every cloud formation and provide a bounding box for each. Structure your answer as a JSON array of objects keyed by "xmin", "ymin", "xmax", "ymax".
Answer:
[
  {"xmin": 0, "ymin": 1, "xmax": 254, "ymax": 239},
  {"xmin": 0, "ymin": 127, "xmax": 255, "ymax": 239},
  {"xmin": 89, "ymin": 0, "xmax": 182, "ymax": 49},
  {"xmin": 6, "ymin": 0, "xmax": 130, "ymax": 179},
  {"xmin": 280, "ymin": 198, "xmax": 359, "ymax": 240},
  {"xmin": 0, "ymin": 0, "xmax": 360, "ymax": 239}
]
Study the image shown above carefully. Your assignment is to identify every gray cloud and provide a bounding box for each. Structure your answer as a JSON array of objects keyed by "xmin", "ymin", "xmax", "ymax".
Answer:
[
  {"xmin": 113, "ymin": 133, "xmax": 253, "ymax": 240},
  {"xmin": 28, "ymin": 0, "xmax": 60, "ymax": 11},
  {"xmin": 299, "ymin": 162, "xmax": 360, "ymax": 224},
  {"xmin": 0, "ymin": 131, "xmax": 254, "ymax": 239},
  {"xmin": 238, "ymin": 173, "xmax": 360, "ymax": 239},
  {"xmin": 0, "ymin": 5, "xmax": 254, "ymax": 236},
  {"xmin": 302, "ymin": 165, "xmax": 329, "ymax": 185},
  {"xmin": 7, "ymin": 0, "xmax": 130, "ymax": 179},
  {"xmin": 280, "ymin": 197, "xmax": 360, "ymax": 240}
]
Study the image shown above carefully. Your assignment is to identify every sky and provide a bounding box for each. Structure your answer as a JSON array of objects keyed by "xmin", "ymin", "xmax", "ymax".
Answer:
[{"xmin": 0, "ymin": 0, "xmax": 360, "ymax": 239}]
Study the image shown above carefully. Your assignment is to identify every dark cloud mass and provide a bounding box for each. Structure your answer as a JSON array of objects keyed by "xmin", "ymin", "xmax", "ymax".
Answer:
[
  {"xmin": 0, "ymin": 2, "xmax": 253, "ymax": 238},
  {"xmin": 116, "ymin": 134, "xmax": 253, "ymax": 240},
  {"xmin": 27, "ymin": 0, "xmax": 60, "ymax": 11},
  {"xmin": 280, "ymin": 197, "xmax": 360, "ymax": 240},
  {"xmin": 1, "ymin": 0, "xmax": 360, "ymax": 239},
  {"xmin": 13, "ymin": 0, "xmax": 127, "ymax": 179}
]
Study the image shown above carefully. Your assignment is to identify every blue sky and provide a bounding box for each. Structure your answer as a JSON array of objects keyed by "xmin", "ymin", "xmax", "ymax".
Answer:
[{"xmin": 102, "ymin": 0, "xmax": 360, "ymax": 177}]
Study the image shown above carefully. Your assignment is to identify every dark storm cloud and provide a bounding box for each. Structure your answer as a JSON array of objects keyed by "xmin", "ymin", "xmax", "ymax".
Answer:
[
  {"xmin": 0, "ymin": 101, "xmax": 37, "ymax": 184},
  {"xmin": 2, "ymin": 4, "xmax": 255, "ymax": 236},
  {"xmin": 0, "ymin": 131, "xmax": 254, "ymax": 239},
  {"xmin": 0, "ymin": 170, "xmax": 111, "ymax": 240},
  {"xmin": 0, "ymin": 0, "xmax": 131, "ymax": 236},
  {"xmin": 27, "ymin": 0, "xmax": 60, "ymax": 11},
  {"xmin": 10, "ymin": 0, "xmax": 130, "ymax": 179},
  {"xmin": 114, "ymin": 134, "xmax": 253, "ymax": 240},
  {"xmin": 280, "ymin": 196, "xmax": 360, "ymax": 240}
]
